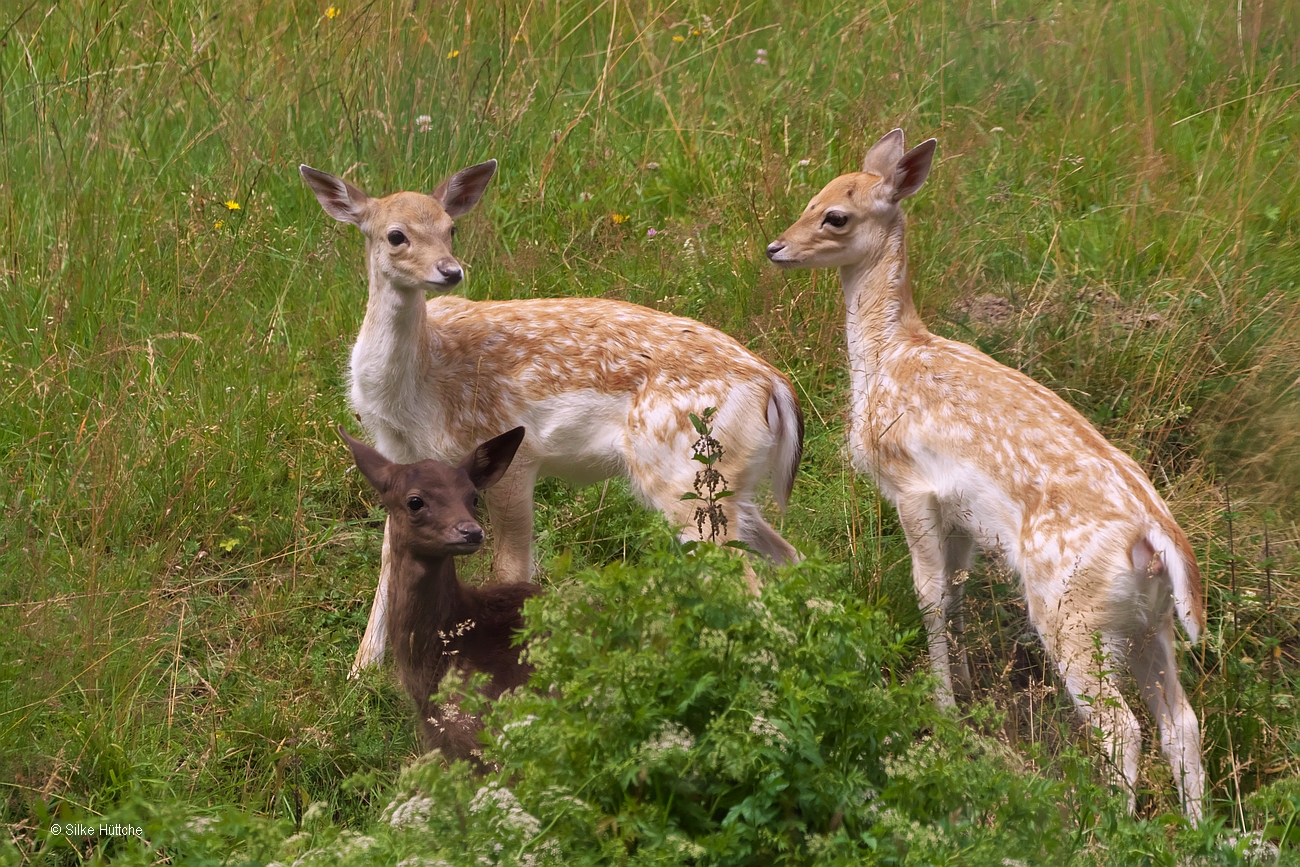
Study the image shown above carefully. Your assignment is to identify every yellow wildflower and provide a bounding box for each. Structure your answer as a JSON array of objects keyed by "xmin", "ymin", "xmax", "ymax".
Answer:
[
  {"xmin": 325, "ymin": 6, "xmax": 339, "ymax": 19},
  {"xmin": 611, "ymin": 213, "xmax": 629, "ymax": 224},
  {"xmin": 224, "ymin": 200, "xmax": 240, "ymax": 210},
  {"xmin": 672, "ymin": 35, "xmax": 684, "ymax": 43},
  {"xmin": 448, "ymin": 49, "xmax": 460, "ymax": 58},
  {"xmin": 691, "ymin": 28, "xmax": 701, "ymax": 35},
  {"xmin": 214, "ymin": 219, "xmax": 224, "ymax": 230}
]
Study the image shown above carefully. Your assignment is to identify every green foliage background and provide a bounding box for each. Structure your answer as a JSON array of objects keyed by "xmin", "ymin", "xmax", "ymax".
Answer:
[{"xmin": 1, "ymin": 0, "xmax": 1298, "ymax": 862}]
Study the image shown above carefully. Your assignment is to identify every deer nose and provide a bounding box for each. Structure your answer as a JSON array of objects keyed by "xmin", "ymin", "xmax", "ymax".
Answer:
[
  {"xmin": 454, "ymin": 522, "xmax": 484, "ymax": 545},
  {"xmin": 435, "ymin": 260, "xmax": 463, "ymax": 285},
  {"xmin": 765, "ymin": 240, "xmax": 786, "ymax": 260}
]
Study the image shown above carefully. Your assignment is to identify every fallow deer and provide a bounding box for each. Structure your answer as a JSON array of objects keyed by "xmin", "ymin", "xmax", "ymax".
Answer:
[
  {"xmin": 766, "ymin": 129, "xmax": 1205, "ymax": 820},
  {"xmin": 301, "ymin": 161, "xmax": 804, "ymax": 675},
  {"xmin": 340, "ymin": 425, "xmax": 536, "ymax": 760}
]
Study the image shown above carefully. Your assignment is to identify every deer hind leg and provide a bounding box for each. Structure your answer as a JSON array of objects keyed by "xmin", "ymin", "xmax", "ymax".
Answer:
[
  {"xmin": 897, "ymin": 493, "xmax": 962, "ymax": 707},
  {"xmin": 735, "ymin": 502, "xmax": 798, "ymax": 565},
  {"xmin": 1049, "ymin": 613, "xmax": 1142, "ymax": 811},
  {"xmin": 1129, "ymin": 615, "xmax": 1204, "ymax": 822},
  {"xmin": 484, "ymin": 458, "xmax": 539, "ymax": 583},
  {"xmin": 350, "ymin": 517, "xmax": 394, "ymax": 677},
  {"xmin": 634, "ymin": 446, "xmax": 797, "ymax": 566}
]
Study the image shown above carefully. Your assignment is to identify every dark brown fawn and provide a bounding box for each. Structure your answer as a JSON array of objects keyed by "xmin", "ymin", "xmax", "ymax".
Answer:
[{"xmin": 340, "ymin": 424, "xmax": 537, "ymax": 761}]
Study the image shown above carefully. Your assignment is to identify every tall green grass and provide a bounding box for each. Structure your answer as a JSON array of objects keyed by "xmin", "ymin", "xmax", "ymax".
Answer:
[{"xmin": 1, "ymin": 0, "xmax": 1297, "ymax": 861}]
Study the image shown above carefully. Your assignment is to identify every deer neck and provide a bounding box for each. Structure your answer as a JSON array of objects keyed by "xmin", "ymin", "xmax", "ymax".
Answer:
[
  {"xmin": 387, "ymin": 548, "xmax": 472, "ymax": 653},
  {"xmin": 351, "ymin": 251, "xmax": 436, "ymax": 404},
  {"xmin": 838, "ymin": 215, "xmax": 927, "ymax": 396}
]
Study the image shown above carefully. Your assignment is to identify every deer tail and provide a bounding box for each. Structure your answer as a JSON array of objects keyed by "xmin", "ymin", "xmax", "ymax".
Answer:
[
  {"xmin": 1137, "ymin": 523, "xmax": 1205, "ymax": 643},
  {"xmin": 766, "ymin": 376, "xmax": 804, "ymax": 511}
]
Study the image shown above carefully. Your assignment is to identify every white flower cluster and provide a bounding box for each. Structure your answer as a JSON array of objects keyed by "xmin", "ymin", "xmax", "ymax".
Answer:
[
  {"xmin": 698, "ymin": 627, "xmax": 729, "ymax": 657},
  {"xmin": 519, "ymin": 840, "xmax": 562, "ymax": 867},
  {"xmin": 1224, "ymin": 831, "xmax": 1280, "ymax": 861},
  {"xmin": 873, "ymin": 807, "xmax": 944, "ymax": 848},
  {"xmin": 804, "ymin": 598, "xmax": 837, "ymax": 614},
  {"xmin": 397, "ymin": 858, "xmax": 451, "ymax": 867},
  {"xmin": 749, "ymin": 714, "xmax": 788, "ymax": 747},
  {"xmin": 302, "ymin": 801, "xmax": 329, "ymax": 823},
  {"xmin": 383, "ymin": 793, "xmax": 433, "ymax": 828},
  {"xmin": 751, "ymin": 601, "xmax": 798, "ymax": 645},
  {"xmin": 644, "ymin": 721, "xmax": 695, "ymax": 753},
  {"xmin": 334, "ymin": 833, "xmax": 376, "ymax": 858},
  {"xmin": 743, "ymin": 648, "xmax": 779, "ymax": 673},
  {"xmin": 578, "ymin": 684, "xmax": 620, "ymax": 711},
  {"xmin": 497, "ymin": 713, "xmax": 538, "ymax": 749},
  {"xmin": 184, "ymin": 816, "xmax": 218, "ymax": 836},
  {"xmin": 469, "ymin": 782, "xmax": 541, "ymax": 838}
]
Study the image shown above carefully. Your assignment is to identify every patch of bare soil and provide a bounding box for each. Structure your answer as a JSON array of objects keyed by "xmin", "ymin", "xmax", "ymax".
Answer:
[{"xmin": 954, "ymin": 293, "xmax": 1015, "ymax": 327}]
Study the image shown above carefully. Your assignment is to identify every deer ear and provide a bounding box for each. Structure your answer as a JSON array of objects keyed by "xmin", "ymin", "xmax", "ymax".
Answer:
[
  {"xmin": 890, "ymin": 138, "xmax": 936, "ymax": 202},
  {"xmin": 432, "ymin": 159, "xmax": 497, "ymax": 218},
  {"xmin": 461, "ymin": 426, "xmax": 525, "ymax": 491},
  {"xmin": 301, "ymin": 166, "xmax": 371, "ymax": 225},
  {"xmin": 862, "ymin": 128, "xmax": 905, "ymax": 177},
  {"xmin": 338, "ymin": 426, "xmax": 393, "ymax": 494}
]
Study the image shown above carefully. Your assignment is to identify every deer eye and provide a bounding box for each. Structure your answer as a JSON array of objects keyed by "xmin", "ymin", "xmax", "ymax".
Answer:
[
  {"xmin": 823, "ymin": 212, "xmax": 849, "ymax": 228},
  {"xmin": 450, "ymin": 226, "xmax": 457, "ymax": 239},
  {"xmin": 387, "ymin": 230, "xmax": 408, "ymax": 246},
  {"xmin": 406, "ymin": 496, "xmax": 425, "ymax": 511}
]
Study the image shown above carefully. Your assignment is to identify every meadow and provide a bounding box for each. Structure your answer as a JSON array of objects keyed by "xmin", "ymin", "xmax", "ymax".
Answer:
[{"xmin": 1, "ymin": 0, "xmax": 1298, "ymax": 862}]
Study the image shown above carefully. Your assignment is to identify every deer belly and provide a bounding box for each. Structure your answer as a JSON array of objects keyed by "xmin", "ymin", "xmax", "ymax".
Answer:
[
  {"xmin": 914, "ymin": 452, "xmax": 1025, "ymax": 561},
  {"xmin": 526, "ymin": 390, "xmax": 631, "ymax": 485}
]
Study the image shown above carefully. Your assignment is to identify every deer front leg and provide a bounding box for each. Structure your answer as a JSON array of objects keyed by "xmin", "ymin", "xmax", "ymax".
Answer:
[
  {"xmin": 485, "ymin": 459, "xmax": 539, "ymax": 583},
  {"xmin": 943, "ymin": 530, "xmax": 975, "ymax": 695},
  {"xmin": 350, "ymin": 516, "xmax": 394, "ymax": 676},
  {"xmin": 897, "ymin": 493, "xmax": 959, "ymax": 707}
]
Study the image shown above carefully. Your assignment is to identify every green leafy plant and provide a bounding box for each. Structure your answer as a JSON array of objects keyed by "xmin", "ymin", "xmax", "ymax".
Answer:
[
  {"xmin": 681, "ymin": 407, "xmax": 734, "ymax": 545},
  {"xmin": 288, "ymin": 535, "xmax": 1069, "ymax": 866}
]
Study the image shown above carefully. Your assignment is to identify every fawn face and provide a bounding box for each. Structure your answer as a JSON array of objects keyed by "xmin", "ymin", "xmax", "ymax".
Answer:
[
  {"xmin": 340, "ymin": 426, "xmax": 525, "ymax": 557},
  {"xmin": 301, "ymin": 160, "xmax": 497, "ymax": 292},
  {"xmin": 766, "ymin": 129, "xmax": 936, "ymax": 271}
]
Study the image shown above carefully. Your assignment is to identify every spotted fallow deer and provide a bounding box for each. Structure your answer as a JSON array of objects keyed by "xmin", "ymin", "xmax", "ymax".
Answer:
[
  {"xmin": 765, "ymin": 129, "xmax": 1205, "ymax": 820},
  {"xmin": 301, "ymin": 161, "xmax": 803, "ymax": 675}
]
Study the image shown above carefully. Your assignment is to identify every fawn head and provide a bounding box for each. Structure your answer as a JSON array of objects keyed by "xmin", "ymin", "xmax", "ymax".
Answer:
[
  {"xmin": 340, "ymin": 426, "xmax": 525, "ymax": 557},
  {"xmin": 766, "ymin": 129, "xmax": 936, "ymax": 270},
  {"xmin": 300, "ymin": 160, "xmax": 497, "ymax": 291}
]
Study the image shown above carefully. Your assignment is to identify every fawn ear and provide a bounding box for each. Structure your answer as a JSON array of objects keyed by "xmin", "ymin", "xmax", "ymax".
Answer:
[
  {"xmin": 461, "ymin": 426, "xmax": 525, "ymax": 491},
  {"xmin": 301, "ymin": 166, "xmax": 371, "ymax": 225},
  {"xmin": 338, "ymin": 426, "xmax": 393, "ymax": 494},
  {"xmin": 889, "ymin": 138, "xmax": 936, "ymax": 202},
  {"xmin": 862, "ymin": 128, "xmax": 905, "ymax": 178},
  {"xmin": 432, "ymin": 159, "xmax": 497, "ymax": 218}
]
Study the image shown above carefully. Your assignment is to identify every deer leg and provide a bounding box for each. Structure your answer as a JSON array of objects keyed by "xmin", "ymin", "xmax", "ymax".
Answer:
[
  {"xmin": 735, "ymin": 501, "xmax": 800, "ymax": 565},
  {"xmin": 631, "ymin": 445, "xmax": 797, "ymax": 570},
  {"xmin": 1130, "ymin": 615, "xmax": 1204, "ymax": 822},
  {"xmin": 350, "ymin": 516, "xmax": 394, "ymax": 677},
  {"xmin": 1050, "ymin": 614, "xmax": 1142, "ymax": 811},
  {"xmin": 897, "ymin": 493, "xmax": 959, "ymax": 707},
  {"xmin": 943, "ymin": 530, "xmax": 975, "ymax": 695},
  {"xmin": 484, "ymin": 459, "xmax": 539, "ymax": 583},
  {"xmin": 419, "ymin": 696, "xmax": 485, "ymax": 764}
]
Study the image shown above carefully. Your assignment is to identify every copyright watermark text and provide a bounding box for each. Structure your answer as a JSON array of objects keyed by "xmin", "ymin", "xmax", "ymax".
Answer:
[{"xmin": 49, "ymin": 823, "xmax": 143, "ymax": 838}]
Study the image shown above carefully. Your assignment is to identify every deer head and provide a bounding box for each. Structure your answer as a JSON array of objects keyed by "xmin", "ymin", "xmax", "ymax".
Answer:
[
  {"xmin": 301, "ymin": 160, "xmax": 497, "ymax": 292},
  {"xmin": 339, "ymin": 426, "xmax": 525, "ymax": 557},
  {"xmin": 765, "ymin": 129, "xmax": 936, "ymax": 270}
]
